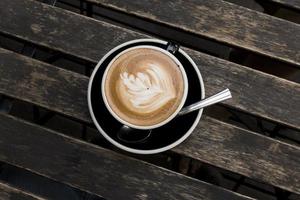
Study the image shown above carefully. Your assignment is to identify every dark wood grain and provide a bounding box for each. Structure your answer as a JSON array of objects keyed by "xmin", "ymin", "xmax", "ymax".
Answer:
[
  {"xmin": 174, "ymin": 117, "xmax": 300, "ymax": 195},
  {"xmin": 0, "ymin": 5, "xmax": 300, "ymax": 129},
  {"xmin": 86, "ymin": 0, "xmax": 300, "ymax": 67},
  {"xmin": 0, "ymin": 114, "xmax": 253, "ymax": 200},
  {"xmin": 0, "ymin": 49, "xmax": 299, "ymax": 194},
  {"xmin": 183, "ymin": 47, "xmax": 300, "ymax": 130},
  {"xmin": 0, "ymin": 0, "xmax": 299, "ymax": 129},
  {"xmin": 0, "ymin": 0, "xmax": 145, "ymax": 63},
  {"xmin": 0, "ymin": 48, "xmax": 90, "ymax": 122},
  {"xmin": 0, "ymin": 182, "xmax": 44, "ymax": 200},
  {"xmin": 266, "ymin": 0, "xmax": 300, "ymax": 10}
]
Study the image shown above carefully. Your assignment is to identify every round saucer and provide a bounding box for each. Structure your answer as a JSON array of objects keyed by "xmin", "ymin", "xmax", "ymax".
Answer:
[{"xmin": 88, "ymin": 39, "xmax": 205, "ymax": 154}]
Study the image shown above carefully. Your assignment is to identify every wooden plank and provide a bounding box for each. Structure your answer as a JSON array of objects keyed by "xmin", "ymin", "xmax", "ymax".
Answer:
[
  {"xmin": 0, "ymin": 0, "xmax": 299, "ymax": 130},
  {"xmin": 0, "ymin": 49, "xmax": 299, "ymax": 194},
  {"xmin": 0, "ymin": 114, "xmax": 253, "ymax": 200},
  {"xmin": 0, "ymin": 0, "xmax": 145, "ymax": 63},
  {"xmin": 267, "ymin": 0, "xmax": 300, "ymax": 11},
  {"xmin": 0, "ymin": 182, "xmax": 44, "ymax": 200},
  {"xmin": 85, "ymin": 0, "xmax": 300, "ymax": 67},
  {"xmin": 174, "ymin": 117, "xmax": 300, "ymax": 195},
  {"xmin": 183, "ymin": 48, "xmax": 300, "ymax": 130},
  {"xmin": 0, "ymin": 48, "xmax": 90, "ymax": 122},
  {"xmin": 1, "ymin": 1, "xmax": 300, "ymax": 130}
]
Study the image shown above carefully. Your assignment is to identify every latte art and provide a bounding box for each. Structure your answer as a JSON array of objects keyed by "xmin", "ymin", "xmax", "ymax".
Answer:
[
  {"xmin": 119, "ymin": 64, "xmax": 176, "ymax": 114},
  {"xmin": 103, "ymin": 47, "xmax": 186, "ymax": 127}
]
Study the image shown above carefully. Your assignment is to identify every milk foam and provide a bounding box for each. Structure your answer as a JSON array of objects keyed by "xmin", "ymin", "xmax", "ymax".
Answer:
[{"xmin": 119, "ymin": 63, "xmax": 176, "ymax": 113}]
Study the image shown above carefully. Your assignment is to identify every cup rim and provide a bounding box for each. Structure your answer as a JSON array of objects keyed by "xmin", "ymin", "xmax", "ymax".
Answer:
[
  {"xmin": 88, "ymin": 38, "xmax": 205, "ymax": 154},
  {"xmin": 101, "ymin": 45, "xmax": 189, "ymax": 130}
]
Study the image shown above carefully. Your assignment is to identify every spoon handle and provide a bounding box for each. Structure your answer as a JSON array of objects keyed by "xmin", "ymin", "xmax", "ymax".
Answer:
[{"xmin": 178, "ymin": 89, "xmax": 232, "ymax": 116}]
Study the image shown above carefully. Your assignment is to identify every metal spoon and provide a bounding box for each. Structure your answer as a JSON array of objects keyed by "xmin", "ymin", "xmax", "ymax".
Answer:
[
  {"xmin": 117, "ymin": 88, "xmax": 232, "ymax": 143},
  {"xmin": 178, "ymin": 88, "xmax": 232, "ymax": 116}
]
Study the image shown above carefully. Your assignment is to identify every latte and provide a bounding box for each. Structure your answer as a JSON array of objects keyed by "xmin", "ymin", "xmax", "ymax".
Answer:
[{"xmin": 103, "ymin": 47, "xmax": 187, "ymax": 128}]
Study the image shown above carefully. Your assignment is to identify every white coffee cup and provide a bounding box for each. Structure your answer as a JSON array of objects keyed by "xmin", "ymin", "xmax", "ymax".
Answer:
[
  {"xmin": 101, "ymin": 45, "xmax": 189, "ymax": 130},
  {"xmin": 88, "ymin": 38, "xmax": 205, "ymax": 154}
]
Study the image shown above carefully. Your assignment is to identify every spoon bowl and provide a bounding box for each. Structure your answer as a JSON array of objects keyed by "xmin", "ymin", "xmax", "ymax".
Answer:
[{"xmin": 117, "ymin": 88, "xmax": 232, "ymax": 143}]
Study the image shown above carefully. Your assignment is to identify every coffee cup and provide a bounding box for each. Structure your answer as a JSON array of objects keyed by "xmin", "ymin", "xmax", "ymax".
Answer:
[
  {"xmin": 101, "ymin": 45, "xmax": 189, "ymax": 130},
  {"xmin": 88, "ymin": 38, "xmax": 205, "ymax": 154}
]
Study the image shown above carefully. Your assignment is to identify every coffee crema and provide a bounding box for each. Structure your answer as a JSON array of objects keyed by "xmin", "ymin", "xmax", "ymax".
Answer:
[{"xmin": 103, "ymin": 47, "xmax": 185, "ymax": 127}]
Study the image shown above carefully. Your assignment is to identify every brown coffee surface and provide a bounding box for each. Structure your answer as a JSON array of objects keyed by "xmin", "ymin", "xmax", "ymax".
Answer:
[{"xmin": 104, "ymin": 48, "xmax": 185, "ymax": 127}]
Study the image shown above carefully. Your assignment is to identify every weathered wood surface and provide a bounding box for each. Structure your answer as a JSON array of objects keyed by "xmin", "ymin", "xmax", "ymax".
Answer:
[
  {"xmin": 0, "ymin": 0, "xmax": 145, "ymax": 63},
  {"xmin": 0, "ymin": 114, "xmax": 253, "ymax": 200},
  {"xmin": 86, "ymin": 0, "xmax": 300, "ymax": 66},
  {"xmin": 0, "ymin": 182, "xmax": 44, "ymax": 200},
  {"xmin": 174, "ymin": 118, "xmax": 300, "ymax": 195},
  {"xmin": 0, "ymin": 49, "xmax": 90, "ymax": 122},
  {"xmin": 267, "ymin": 0, "xmax": 300, "ymax": 10},
  {"xmin": 183, "ymin": 48, "xmax": 300, "ymax": 130},
  {"xmin": 1, "ymin": 0, "xmax": 299, "ymax": 129},
  {"xmin": 0, "ymin": 49, "xmax": 299, "ymax": 194}
]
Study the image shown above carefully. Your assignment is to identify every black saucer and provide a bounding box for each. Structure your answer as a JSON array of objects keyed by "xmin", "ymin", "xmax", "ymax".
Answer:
[{"xmin": 89, "ymin": 40, "xmax": 204, "ymax": 153}]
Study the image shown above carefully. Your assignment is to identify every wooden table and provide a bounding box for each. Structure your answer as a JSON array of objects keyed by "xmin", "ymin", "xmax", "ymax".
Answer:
[{"xmin": 0, "ymin": 0, "xmax": 299, "ymax": 199}]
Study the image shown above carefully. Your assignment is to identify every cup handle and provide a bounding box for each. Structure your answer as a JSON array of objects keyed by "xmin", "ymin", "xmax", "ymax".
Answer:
[{"xmin": 166, "ymin": 41, "xmax": 180, "ymax": 54}]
